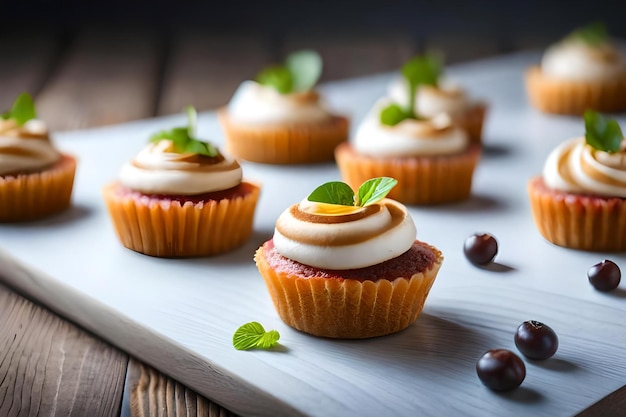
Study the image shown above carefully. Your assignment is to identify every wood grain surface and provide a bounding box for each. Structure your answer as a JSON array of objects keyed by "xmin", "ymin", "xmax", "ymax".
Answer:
[{"xmin": 0, "ymin": 284, "xmax": 127, "ymax": 417}]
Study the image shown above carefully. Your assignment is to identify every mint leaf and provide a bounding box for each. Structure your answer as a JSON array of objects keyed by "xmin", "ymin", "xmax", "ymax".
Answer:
[
  {"xmin": 584, "ymin": 110, "xmax": 623, "ymax": 153},
  {"xmin": 2, "ymin": 93, "xmax": 37, "ymax": 126},
  {"xmin": 402, "ymin": 54, "xmax": 442, "ymax": 115},
  {"xmin": 256, "ymin": 66, "xmax": 293, "ymax": 94},
  {"xmin": 286, "ymin": 50, "xmax": 322, "ymax": 92},
  {"xmin": 308, "ymin": 181, "xmax": 355, "ymax": 206},
  {"xmin": 380, "ymin": 103, "xmax": 412, "ymax": 126},
  {"xmin": 149, "ymin": 106, "xmax": 219, "ymax": 157},
  {"xmin": 356, "ymin": 177, "xmax": 398, "ymax": 206},
  {"xmin": 568, "ymin": 22, "xmax": 608, "ymax": 46},
  {"xmin": 233, "ymin": 322, "xmax": 280, "ymax": 351}
]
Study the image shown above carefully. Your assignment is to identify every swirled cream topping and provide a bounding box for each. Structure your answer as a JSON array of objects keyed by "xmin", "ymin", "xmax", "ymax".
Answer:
[
  {"xmin": 227, "ymin": 80, "xmax": 333, "ymax": 125},
  {"xmin": 118, "ymin": 140, "xmax": 242, "ymax": 195},
  {"xmin": 541, "ymin": 40, "xmax": 626, "ymax": 81},
  {"xmin": 273, "ymin": 198, "xmax": 416, "ymax": 269},
  {"xmin": 0, "ymin": 119, "xmax": 60, "ymax": 176},
  {"xmin": 543, "ymin": 137, "xmax": 626, "ymax": 197},
  {"xmin": 353, "ymin": 99, "xmax": 468, "ymax": 158},
  {"xmin": 388, "ymin": 78, "xmax": 469, "ymax": 118}
]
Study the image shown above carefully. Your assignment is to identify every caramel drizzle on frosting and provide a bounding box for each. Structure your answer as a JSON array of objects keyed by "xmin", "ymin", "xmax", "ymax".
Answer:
[
  {"xmin": 276, "ymin": 201, "xmax": 406, "ymax": 246},
  {"xmin": 580, "ymin": 149, "xmax": 626, "ymax": 187},
  {"xmin": 132, "ymin": 154, "xmax": 240, "ymax": 173}
]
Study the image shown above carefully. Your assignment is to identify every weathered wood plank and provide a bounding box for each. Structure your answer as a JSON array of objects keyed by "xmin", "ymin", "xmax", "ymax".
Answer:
[
  {"xmin": 0, "ymin": 32, "xmax": 60, "ymax": 110},
  {"xmin": 280, "ymin": 33, "xmax": 416, "ymax": 81},
  {"xmin": 575, "ymin": 385, "xmax": 626, "ymax": 417},
  {"xmin": 36, "ymin": 29, "xmax": 160, "ymax": 131},
  {"xmin": 157, "ymin": 32, "xmax": 272, "ymax": 115},
  {"xmin": 0, "ymin": 283, "xmax": 127, "ymax": 417},
  {"xmin": 128, "ymin": 359, "xmax": 238, "ymax": 417}
]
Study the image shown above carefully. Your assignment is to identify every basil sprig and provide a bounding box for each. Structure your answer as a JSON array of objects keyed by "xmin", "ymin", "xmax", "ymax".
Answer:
[
  {"xmin": 308, "ymin": 177, "xmax": 398, "ymax": 207},
  {"xmin": 256, "ymin": 50, "xmax": 322, "ymax": 94},
  {"xmin": 584, "ymin": 110, "xmax": 623, "ymax": 154},
  {"xmin": 1, "ymin": 93, "xmax": 37, "ymax": 126},
  {"xmin": 149, "ymin": 106, "xmax": 218, "ymax": 157},
  {"xmin": 380, "ymin": 54, "xmax": 442, "ymax": 126},
  {"xmin": 567, "ymin": 22, "xmax": 608, "ymax": 46}
]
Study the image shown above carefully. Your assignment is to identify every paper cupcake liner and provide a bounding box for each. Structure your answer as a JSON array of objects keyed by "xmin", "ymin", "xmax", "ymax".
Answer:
[
  {"xmin": 0, "ymin": 154, "xmax": 76, "ymax": 222},
  {"xmin": 255, "ymin": 241, "xmax": 443, "ymax": 339},
  {"xmin": 525, "ymin": 66, "xmax": 626, "ymax": 115},
  {"xmin": 527, "ymin": 176, "xmax": 626, "ymax": 252},
  {"xmin": 102, "ymin": 181, "xmax": 261, "ymax": 257},
  {"xmin": 454, "ymin": 102, "xmax": 487, "ymax": 146},
  {"xmin": 218, "ymin": 108, "xmax": 349, "ymax": 164},
  {"xmin": 335, "ymin": 143, "xmax": 481, "ymax": 205}
]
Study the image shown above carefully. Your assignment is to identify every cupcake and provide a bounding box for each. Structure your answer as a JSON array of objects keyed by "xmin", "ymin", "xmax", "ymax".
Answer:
[
  {"xmin": 525, "ymin": 22, "xmax": 626, "ymax": 115},
  {"xmin": 103, "ymin": 107, "xmax": 260, "ymax": 257},
  {"xmin": 0, "ymin": 93, "xmax": 76, "ymax": 222},
  {"xmin": 528, "ymin": 110, "xmax": 626, "ymax": 251},
  {"xmin": 219, "ymin": 50, "xmax": 349, "ymax": 164},
  {"xmin": 387, "ymin": 55, "xmax": 487, "ymax": 145},
  {"xmin": 336, "ymin": 55, "xmax": 480, "ymax": 205},
  {"xmin": 255, "ymin": 177, "xmax": 443, "ymax": 338}
]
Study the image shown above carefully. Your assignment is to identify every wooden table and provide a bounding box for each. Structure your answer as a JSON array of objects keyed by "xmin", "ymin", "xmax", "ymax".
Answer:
[{"xmin": 0, "ymin": 27, "xmax": 624, "ymax": 417}]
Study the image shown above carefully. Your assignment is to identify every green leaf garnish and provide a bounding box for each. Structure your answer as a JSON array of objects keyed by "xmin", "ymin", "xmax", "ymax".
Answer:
[
  {"xmin": 584, "ymin": 110, "xmax": 623, "ymax": 153},
  {"xmin": 149, "ymin": 106, "xmax": 219, "ymax": 157},
  {"xmin": 1, "ymin": 93, "xmax": 37, "ymax": 126},
  {"xmin": 567, "ymin": 22, "xmax": 608, "ymax": 46},
  {"xmin": 256, "ymin": 50, "xmax": 322, "ymax": 94},
  {"xmin": 256, "ymin": 66, "xmax": 293, "ymax": 94},
  {"xmin": 233, "ymin": 322, "xmax": 280, "ymax": 351},
  {"xmin": 356, "ymin": 177, "xmax": 399, "ymax": 206},
  {"xmin": 380, "ymin": 103, "xmax": 412, "ymax": 127},
  {"xmin": 380, "ymin": 54, "xmax": 442, "ymax": 126},
  {"xmin": 307, "ymin": 177, "xmax": 398, "ymax": 207},
  {"xmin": 307, "ymin": 181, "xmax": 355, "ymax": 206}
]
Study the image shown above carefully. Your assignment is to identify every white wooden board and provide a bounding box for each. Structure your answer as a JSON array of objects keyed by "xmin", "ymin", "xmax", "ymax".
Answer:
[{"xmin": 1, "ymin": 51, "xmax": 625, "ymax": 417}]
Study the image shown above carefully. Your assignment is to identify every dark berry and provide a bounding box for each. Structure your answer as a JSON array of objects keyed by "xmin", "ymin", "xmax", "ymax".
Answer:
[
  {"xmin": 476, "ymin": 349, "xmax": 526, "ymax": 391},
  {"xmin": 514, "ymin": 320, "xmax": 558, "ymax": 360},
  {"xmin": 587, "ymin": 260, "xmax": 621, "ymax": 292},
  {"xmin": 464, "ymin": 233, "xmax": 498, "ymax": 265}
]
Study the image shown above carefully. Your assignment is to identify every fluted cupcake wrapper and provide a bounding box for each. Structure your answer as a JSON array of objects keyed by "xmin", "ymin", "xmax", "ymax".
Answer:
[
  {"xmin": 102, "ymin": 182, "xmax": 260, "ymax": 257},
  {"xmin": 218, "ymin": 108, "xmax": 349, "ymax": 164},
  {"xmin": 525, "ymin": 66, "xmax": 626, "ymax": 115},
  {"xmin": 454, "ymin": 102, "xmax": 487, "ymax": 146},
  {"xmin": 527, "ymin": 176, "xmax": 626, "ymax": 252},
  {"xmin": 0, "ymin": 154, "xmax": 76, "ymax": 222},
  {"xmin": 335, "ymin": 143, "xmax": 481, "ymax": 205},
  {"xmin": 255, "ymin": 243, "xmax": 443, "ymax": 339}
]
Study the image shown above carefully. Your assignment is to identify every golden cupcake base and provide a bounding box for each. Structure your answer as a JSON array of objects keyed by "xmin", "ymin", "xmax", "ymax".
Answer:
[
  {"xmin": 255, "ymin": 241, "xmax": 443, "ymax": 339},
  {"xmin": 102, "ymin": 181, "xmax": 261, "ymax": 258},
  {"xmin": 218, "ymin": 108, "xmax": 349, "ymax": 164},
  {"xmin": 0, "ymin": 154, "xmax": 76, "ymax": 222},
  {"xmin": 525, "ymin": 66, "xmax": 626, "ymax": 115},
  {"xmin": 335, "ymin": 143, "xmax": 481, "ymax": 205},
  {"xmin": 527, "ymin": 176, "xmax": 626, "ymax": 252}
]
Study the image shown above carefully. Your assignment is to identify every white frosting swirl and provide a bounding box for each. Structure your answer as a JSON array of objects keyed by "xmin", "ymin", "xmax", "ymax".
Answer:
[
  {"xmin": 543, "ymin": 137, "xmax": 626, "ymax": 197},
  {"xmin": 0, "ymin": 119, "xmax": 60, "ymax": 176},
  {"xmin": 118, "ymin": 140, "xmax": 242, "ymax": 195},
  {"xmin": 227, "ymin": 80, "xmax": 332, "ymax": 125},
  {"xmin": 353, "ymin": 99, "xmax": 468, "ymax": 157},
  {"xmin": 541, "ymin": 41, "xmax": 626, "ymax": 81},
  {"xmin": 273, "ymin": 198, "xmax": 416, "ymax": 269},
  {"xmin": 388, "ymin": 78, "xmax": 469, "ymax": 118}
]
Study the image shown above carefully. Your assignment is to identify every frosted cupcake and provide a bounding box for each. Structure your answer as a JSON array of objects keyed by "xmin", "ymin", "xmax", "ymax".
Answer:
[
  {"xmin": 255, "ymin": 177, "xmax": 443, "ymax": 338},
  {"xmin": 103, "ymin": 107, "xmax": 260, "ymax": 257},
  {"xmin": 525, "ymin": 22, "xmax": 626, "ymax": 115},
  {"xmin": 336, "ymin": 55, "xmax": 480, "ymax": 205},
  {"xmin": 387, "ymin": 55, "xmax": 487, "ymax": 145},
  {"xmin": 528, "ymin": 111, "xmax": 626, "ymax": 251},
  {"xmin": 0, "ymin": 93, "xmax": 76, "ymax": 222},
  {"xmin": 219, "ymin": 50, "xmax": 349, "ymax": 164}
]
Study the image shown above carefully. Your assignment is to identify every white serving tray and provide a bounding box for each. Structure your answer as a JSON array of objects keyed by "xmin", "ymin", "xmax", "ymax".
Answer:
[{"xmin": 1, "ymin": 51, "xmax": 625, "ymax": 417}]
